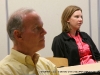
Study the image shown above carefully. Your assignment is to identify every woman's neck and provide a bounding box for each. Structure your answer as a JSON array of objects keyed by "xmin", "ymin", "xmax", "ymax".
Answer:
[{"xmin": 69, "ymin": 30, "xmax": 77, "ymax": 36}]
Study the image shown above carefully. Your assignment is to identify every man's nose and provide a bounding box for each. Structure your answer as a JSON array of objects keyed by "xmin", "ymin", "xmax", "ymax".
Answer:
[{"xmin": 41, "ymin": 28, "xmax": 47, "ymax": 35}]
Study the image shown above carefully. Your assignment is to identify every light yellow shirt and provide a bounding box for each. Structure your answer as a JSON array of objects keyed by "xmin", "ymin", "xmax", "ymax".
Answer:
[{"xmin": 0, "ymin": 49, "xmax": 59, "ymax": 75}]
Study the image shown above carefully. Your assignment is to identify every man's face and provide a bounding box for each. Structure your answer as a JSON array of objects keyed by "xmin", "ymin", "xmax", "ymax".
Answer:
[{"xmin": 21, "ymin": 11, "xmax": 47, "ymax": 52}]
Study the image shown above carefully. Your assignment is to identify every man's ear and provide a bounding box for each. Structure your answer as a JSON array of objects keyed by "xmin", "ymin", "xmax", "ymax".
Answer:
[{"xmin": 13, "ymin": 30, "xmax": 22, "ymax": 41}]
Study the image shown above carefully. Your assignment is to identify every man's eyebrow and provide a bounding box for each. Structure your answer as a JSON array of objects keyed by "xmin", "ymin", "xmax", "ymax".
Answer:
[{"xmin": 33, "ymin": 24, "xmax": 38, "ymax": 28}]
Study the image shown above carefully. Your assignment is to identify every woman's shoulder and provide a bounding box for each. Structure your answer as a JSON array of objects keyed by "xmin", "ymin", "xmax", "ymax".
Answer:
[
  {"xmin": 79, "ymin": 31, "xmax": 90, "ymax": 37},
  {"xmin": 80, "ymin": 31, "xmax": 89, "ymax": 34},
  {"xmin": 53, "ymin": 32, "xmax": 69, "ymax": 40}
]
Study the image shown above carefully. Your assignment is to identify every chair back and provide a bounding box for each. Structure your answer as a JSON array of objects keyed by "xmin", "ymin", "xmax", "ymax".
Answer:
[{"xmin": 46, "ymin": 57, "xmax": 68, "ymax": 68}]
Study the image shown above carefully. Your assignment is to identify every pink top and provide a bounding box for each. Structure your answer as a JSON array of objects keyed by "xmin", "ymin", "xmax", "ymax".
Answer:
[{"xmin": 68, "ymin": 33, "xmax": 96, "ymax": 65}]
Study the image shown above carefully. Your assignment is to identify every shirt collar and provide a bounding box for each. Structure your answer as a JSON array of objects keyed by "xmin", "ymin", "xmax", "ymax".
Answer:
[{"xmin": 10, "ymin": 49, "xmax": 40, "ymax": 66}]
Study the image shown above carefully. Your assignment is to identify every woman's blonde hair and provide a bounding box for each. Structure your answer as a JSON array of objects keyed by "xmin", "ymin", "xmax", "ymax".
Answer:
[{"xmin": 61, "ymin": 5, "xmax": 82, "ymax": 32}]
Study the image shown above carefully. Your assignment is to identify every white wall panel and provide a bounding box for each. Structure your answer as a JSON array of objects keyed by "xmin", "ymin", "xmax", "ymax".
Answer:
[
  {"xmin": 90, "ymin": 0, "xmax": 99, "ymax": 50},
  {"xmin": 98, "ymin": 0, "xmax": 100, "ymax": 51},
  {"xmin": 0, "ymin": 0, "xmax": 8, "ymax": 60}
]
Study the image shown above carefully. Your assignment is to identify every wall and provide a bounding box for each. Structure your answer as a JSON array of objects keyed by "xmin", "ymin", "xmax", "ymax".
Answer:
[
  {"xmin": 0, "ymin": 0, "xmax": 8, "ymax": 60},
  {"xmin": 0, "ymin": 0, "xmax": 99, "ymax": 60},
  {"xmin": 91, "ymin": 0, "xmax": 99, "ymax": 49}
]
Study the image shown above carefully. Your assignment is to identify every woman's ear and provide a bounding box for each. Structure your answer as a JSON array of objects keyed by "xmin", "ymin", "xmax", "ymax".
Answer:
[{"xmin": 67, "ymin": 19, "xmax": 70, "ymax": 23}]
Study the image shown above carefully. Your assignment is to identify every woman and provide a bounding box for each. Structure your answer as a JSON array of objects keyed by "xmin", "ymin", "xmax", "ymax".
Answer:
[{"xmin": 52, "ymin": 5, "xmax": 100, "ymax": 66}]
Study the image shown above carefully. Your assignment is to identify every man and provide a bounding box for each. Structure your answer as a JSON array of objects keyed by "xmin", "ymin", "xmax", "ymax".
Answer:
[{"xmin": 0, "ymin": 8, "xmax": 59, "ymax": 75}]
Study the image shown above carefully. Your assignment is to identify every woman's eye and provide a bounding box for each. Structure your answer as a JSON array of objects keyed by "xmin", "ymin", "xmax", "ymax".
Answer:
[
  {"xmin": 81, "ymin": 16, "xmax": 83, "ymax": 19},
  {"xmin": 74, "ymin": 15, "xmax": 83, "ymax": 19},
  {"xmin": 75, "ymin": 16, "xmax": 79, "ymax": 18}
]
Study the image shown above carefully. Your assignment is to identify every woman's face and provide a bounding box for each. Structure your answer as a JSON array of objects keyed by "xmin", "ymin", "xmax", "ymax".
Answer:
[{"xmin": 67, "ymin": 10, "xmax": 83, "ymax": 31}]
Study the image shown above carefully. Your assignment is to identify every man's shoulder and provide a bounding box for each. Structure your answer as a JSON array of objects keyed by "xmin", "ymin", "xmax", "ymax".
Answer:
[
  {"xmin": 0, "ymin": 55, "xmax": 10, "ymax": 65},
  {"xmin": 0, "ymin": 55, "xmax": 26, "ymax": 75},
  {"xmin": 0, "ymin": 55, "xmax": 20, "ymax": 69},
  {"xmin": 0, "ymin": 55, "xmax": 14, "ymax": 74}
]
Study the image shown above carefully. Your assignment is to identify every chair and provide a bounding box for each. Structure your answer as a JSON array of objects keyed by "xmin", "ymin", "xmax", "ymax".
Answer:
[{"xmin": 45, "ymin": 57, "xmax": 68, "ymax": 68}]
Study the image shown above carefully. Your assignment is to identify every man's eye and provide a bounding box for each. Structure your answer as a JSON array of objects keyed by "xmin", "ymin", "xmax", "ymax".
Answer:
[
  {"xmin": 33, "ymin": 26, "xmax": 41, "ymax": 32},
  {"xmin": 33, "ymin": 25, "xmax": 38, "ymax": 30},
  {"xmin": 33, "ymin": 27, "xmax": 38, "ymax": 30}
]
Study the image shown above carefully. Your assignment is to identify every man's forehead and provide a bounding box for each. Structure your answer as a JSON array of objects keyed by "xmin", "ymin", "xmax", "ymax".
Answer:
[
  {"xmin": 22, "ymin": 11, "xmax": 42, "ymax": 25},
  {"xmin": 23, "ymin": 11, "xmax": 40, "ymax": 21}
]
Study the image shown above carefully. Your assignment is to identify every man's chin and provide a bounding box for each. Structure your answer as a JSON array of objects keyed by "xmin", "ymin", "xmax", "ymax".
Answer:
[{"xmin": 38, "ymin": 45, "xmax": 45, "ymax": 50}]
